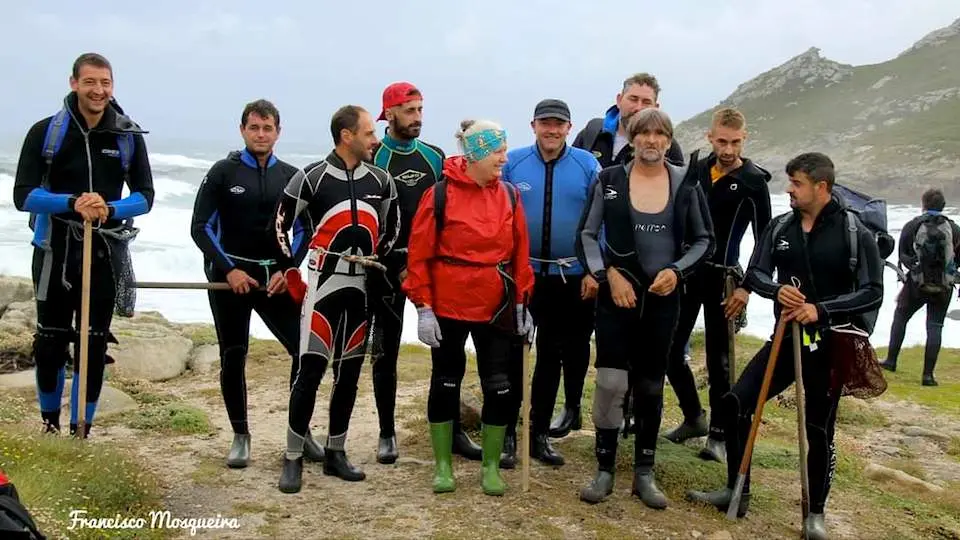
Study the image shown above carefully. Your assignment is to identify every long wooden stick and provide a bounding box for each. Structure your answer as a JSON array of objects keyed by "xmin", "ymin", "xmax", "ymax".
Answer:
[
  {"xmin": 135, "ymin": 281, "xmax": 234, "ymax": 290},
  {"xmin": 76, "ymin": 220, "xmax": 93, "ymax": 439},
  {"xmin": 521, "ymin": 342, "xmax": 531, "ymax": 492},
  {"xmin": 725, "ymin": 275, "xmax": 737, "ymax": 387},
  {"xmin": 727, "ymin": 316, "xmax": 788, "ymax": 520},
  {"xmin": 792, "ymin": 321, "xmax": 811, "ymax": 533}
]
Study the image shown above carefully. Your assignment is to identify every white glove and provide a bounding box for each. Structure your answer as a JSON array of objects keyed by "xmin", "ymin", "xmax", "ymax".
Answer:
[
  {"xmin": 516, "ymin": 304, "xmax": 535, "ymax": 343},
  {"xmin": 417, "ymin": 306, "xmax": 443, "ymax": 348}
]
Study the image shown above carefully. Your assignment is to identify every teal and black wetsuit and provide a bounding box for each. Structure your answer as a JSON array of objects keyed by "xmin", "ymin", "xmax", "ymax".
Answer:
[{"xmin": 368, "ymin": 132, "xmax": 444, "ymax": 439}]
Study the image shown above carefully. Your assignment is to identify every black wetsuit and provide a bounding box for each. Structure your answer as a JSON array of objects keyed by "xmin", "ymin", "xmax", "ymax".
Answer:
[
  {"xmin": 576, "ymin": 160, "xmax": 714, "ymax": 476},
  {"xmin": 13, "ymin": 92, "xmax": 154, "ymax": 436},
  {"xmin": 190, "ymin": 148, "xmax": 307, "ymax": 435},
  {"xmin": 723, "ymin": 197, "xmax": 883, "ymax": 514},
  {"xmin": 665, "ymin": 152, "xmax": 772, "ymax": 441},
  {"xmin": 367, "ymin": 133, "xmax": 444, "ymax": 438},
  {"xmin": 274, "ymin": 151, "xmax": 399, "ymax": 460}
]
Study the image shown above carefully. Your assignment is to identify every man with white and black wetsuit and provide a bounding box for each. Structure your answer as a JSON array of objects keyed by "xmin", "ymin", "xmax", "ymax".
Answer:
[
  {"xmin": 500, "ymin": 99, "xmax": 601, "ymax": 468},
  {"xmin": 190, "ymin": 99, "xmax": 324, "ymax": 469},
  {"xmin": 576, "ymin": 109, "xmax": 714, "ymax": 509},
  {"xmin": 366, "ymin": 82, "xmax": 483, "ymax": 464},
  {"xmin": 275, "ymin": 105, "xmax": 400, "ymax": 493},
  {"xmin": 13, "ymin": 53, "xmax": 154, "ymax": 439},
  {"xmin": 662, "ymin": 108, "xmax": 772, "ymax": 463},
  {"xmin": 687, "ymin": 152, "xmax": 884, "ymax": 540}
]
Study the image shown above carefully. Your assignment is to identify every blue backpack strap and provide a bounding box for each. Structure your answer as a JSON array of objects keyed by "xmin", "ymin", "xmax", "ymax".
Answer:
[
  {"xmin": 41, "ymin": 108, "xmax": 71, "ymax": 167},
  {"xmin": 116, "ymin": 133, "xmax": 134, "ymax": 175}
]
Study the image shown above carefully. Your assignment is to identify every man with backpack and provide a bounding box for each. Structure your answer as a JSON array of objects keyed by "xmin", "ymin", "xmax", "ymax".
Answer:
[
  {"xmin": 12, "ymin": 52, "xmax": 154, "ymax": 438},
  {"xmin": 687, "ymin": 152, "xmax": 884, "ymax": 540},
  {"xmin": 881, "ymin": 188, "xmax": 960, "ymax": 386}
]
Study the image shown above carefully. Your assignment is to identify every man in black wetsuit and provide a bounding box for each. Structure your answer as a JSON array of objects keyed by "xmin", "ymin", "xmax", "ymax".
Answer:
[
  {"xmin": 687, "ymin": 152, "xmax": 884, "ymax": 540},
  {"xmin": 662, "ymin": 108, "xmax": 772, "ymax": 463},
  {"xmin": 276, "ymin": 105, "xmax": 400, "ymax": 492},
  {"xmin": 190, "ymin": 99, "xmax": 325, "ymax": 468},
  {"xmin": 367, "ymin": 82, "xmax": 483, "ymax": 464},
  {"xmin": 576, "ymin": 109, "xmax": 714, "ymax": 509},
  {"xmin": 14, "ymin": 52, "xmax": 154, "ymax": 439}
]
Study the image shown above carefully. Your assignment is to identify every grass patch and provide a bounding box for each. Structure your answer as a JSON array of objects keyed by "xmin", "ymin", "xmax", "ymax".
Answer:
[
  {"xmin": 0, "ymin": 425, "xmax": 168, "ymax": 540},
  {"xmin": 873, "ymin": 346, "xmax": 960, "ymax": 417},
  {"xmin": 949, "ymin": 437, "xmax": 960, "ymax": 462},
  {"xmin": 836, "ymin": 398, "xmax": 891, "ymax": 429},
  {"xmin": 188, "ymin": 456, "xmax": 232, "ymax": 487},
  {"xmin": 181, "ymin": 324, "xmax": 218, "ymax": 346},
  {"xmin": 125, "ymin": 403, "xmax": 212, "ymax": 435},
  {"xmin": 0, "ymin": 392, "xmax": 30, "ymax": 424}
]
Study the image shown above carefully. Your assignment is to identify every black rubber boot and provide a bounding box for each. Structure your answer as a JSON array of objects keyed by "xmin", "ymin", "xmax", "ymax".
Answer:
[
  {"xmin": 225, "ymin": 433, "xmax": 250, "ymax": 468},
  {"xmin": 632, "ymin": 469, "xmax": 668, "ymax": 510},
  {"xmin": 69, "ymin": 423, "xmax": 91, "ymax": 440},
  {"xmin": 685, "ymin": 487, "xmax": 751, "ymax": 518},
  {"xmin": 663, "ymin": 412, "xmax": 709, "ymax": 444},
  {"xmin": 303, "ymin": 429, "xmax": 325, "ymax": 463},
  {"xmin": 922, "ymin": 373, "xmax": 938, "ymax": 386},
  {"xmin": 323, "ymin": 449, "xmax": 366, "ymax": 481},
  {"xmin": 377, "ymin": 435, "xmax": 399, "ymax": 464},
  {"xmin": 879, "ymin": 358, "xmax": 896, "ymax": 372},
  {"xmin": 548, "ymin": 406, "xmax": 582, "ymax": 438},
  {"xmin": 699, "ymin": 437, "xmax": 727, "ymax": 463},
  {"xmin": 452, "ymin": 426, "xmax": 482, "ymax": 461},
  {"xmin": 278, "ymin": 457, "xmax": 303, "ymax": 494},
  {"xmin": 579, "ymin": 427, "xmax": 619, "ymax": 504},
  {"xmin": 531, "ymin": 433, "xmax": 564, "ymax": 466},
  {"xmin": 499, "ymin": 431, "xmax": 517, "ymax": 469}
]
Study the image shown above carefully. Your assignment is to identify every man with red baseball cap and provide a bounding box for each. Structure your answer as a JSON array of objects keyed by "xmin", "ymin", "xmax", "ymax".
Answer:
[{"xmin": 367, "ymin": 82, "xmax": 484, "ymax": 464}]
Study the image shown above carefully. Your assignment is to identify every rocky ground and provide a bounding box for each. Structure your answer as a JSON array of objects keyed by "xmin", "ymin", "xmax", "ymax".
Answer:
[{"xmin": 1, "ymin": 275, "xmax": 959, "ymax": 539}]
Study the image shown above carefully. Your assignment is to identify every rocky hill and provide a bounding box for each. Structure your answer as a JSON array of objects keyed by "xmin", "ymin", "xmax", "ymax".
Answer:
[{"xmin": 674, "ymin": 17, "xmax": 960, "ymax": 204}]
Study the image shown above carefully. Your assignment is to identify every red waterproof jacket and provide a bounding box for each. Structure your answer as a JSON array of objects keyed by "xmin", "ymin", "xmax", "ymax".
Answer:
[{"xmin": 402, "ymin": 156, "xmax": 534, "ymax": 323}]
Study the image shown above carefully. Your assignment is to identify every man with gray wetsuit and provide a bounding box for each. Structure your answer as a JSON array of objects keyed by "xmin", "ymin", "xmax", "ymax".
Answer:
[{"xmin": 575, "ymin": 108, "xmax": 714, "ymax": 508}]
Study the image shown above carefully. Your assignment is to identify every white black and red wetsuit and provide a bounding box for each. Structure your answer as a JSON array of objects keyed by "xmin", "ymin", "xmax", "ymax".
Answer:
[{"xmin": 274, "ymin": 150, "xmax": 399, "ymax": 474}]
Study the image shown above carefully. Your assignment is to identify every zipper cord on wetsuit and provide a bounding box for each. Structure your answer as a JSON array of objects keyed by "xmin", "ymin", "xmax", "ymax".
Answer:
[
  {"xmin": 529, "ymin": 256, "xmax": 579, "ymax": 284},
  {"xmin": 224, "ymin": 253, "xmax": 277, "ymax": 285}
]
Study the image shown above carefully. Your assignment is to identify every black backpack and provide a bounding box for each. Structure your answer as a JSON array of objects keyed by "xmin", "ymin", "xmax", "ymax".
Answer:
[
  {"xmin": 433, "ymin": 179, "xmax": 517, "ymax": 236},
  {"xmin": 913, "ymin": 214, "xmax": 957, "ymax": 294},
  {"xmin": 0, "ymin": 474, "xmax": 45, "ymax": 540}
]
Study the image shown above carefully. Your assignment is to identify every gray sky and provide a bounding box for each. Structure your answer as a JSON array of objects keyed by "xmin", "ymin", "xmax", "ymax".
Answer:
[{"xmin": 3, "ymin": 1, "xmax": 958, "ymax": 156}]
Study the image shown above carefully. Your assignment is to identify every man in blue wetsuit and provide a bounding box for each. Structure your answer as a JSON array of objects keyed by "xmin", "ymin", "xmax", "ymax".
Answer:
[{"xmin": 501, "ymin": 99, "xmax": 601, "ymax": 467}]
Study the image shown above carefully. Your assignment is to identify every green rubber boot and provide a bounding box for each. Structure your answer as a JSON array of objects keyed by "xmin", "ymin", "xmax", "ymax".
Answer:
[
  {"xmin": 430, "ymin": 421, "xmax": 456, "ymax": 493},
  {"xmin": 481, "ymin": 424, "xmax": 507, "ymax": 496}
]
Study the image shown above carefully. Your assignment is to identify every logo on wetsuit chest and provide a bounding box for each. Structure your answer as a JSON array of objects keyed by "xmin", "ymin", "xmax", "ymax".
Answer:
[
  {"xmin": 604, "ymin": 187, "xmax": 618, "ymax": 200},
  {"xmin": 516, "ymin": 182, "xmax": 532, "ymax": 192},
  {"xmin": 776, "ymin": 238, "xmax": 790, "ymax": 251},
  {"xmin": 101, "ymin": 148, "xmax": 120, "ymax": 158},
  {"xmin": 229, "ymin": 185, "xmax": 246, "ymax": 195},
  {"xmin": 394, "ymin": 169, "xmax": 427, "ymax": 187},
  {"xmin": 363, "ymin": 194, "xmax": 382, "ymax": 201},
  {"xmin": 634, "ymin": 223, "xmax": 668, "ymax": 233}
]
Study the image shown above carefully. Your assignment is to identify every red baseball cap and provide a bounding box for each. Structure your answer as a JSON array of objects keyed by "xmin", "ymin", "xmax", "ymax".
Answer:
[{"xmin": 378, "ymin": 82, "xmax": 422, "ymax": 121}]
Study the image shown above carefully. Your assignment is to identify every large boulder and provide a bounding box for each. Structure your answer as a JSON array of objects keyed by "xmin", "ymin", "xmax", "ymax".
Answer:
[
  {"xmin": 107, "ymin": 312, "xmax": 193, "ymax": 382},
  {"xmin": 60, "ymin": 384, "xmax": 138, "ymax": 420},
  {"xmin": 0, "ymin": 301, "xmax": 38, "ymax": 371},
  {"xmin": 0, "ymin": 276, "xmax": 34, "ymax": 315}
]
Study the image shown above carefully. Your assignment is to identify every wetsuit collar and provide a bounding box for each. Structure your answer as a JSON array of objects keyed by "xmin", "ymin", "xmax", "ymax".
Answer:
[
  {"xmin": 240, "ymin": 147, "xmax": 277, "ymax": 169},
  {"xmin": 381, "ymin": 129, "xmax": 417, "ymax": 153},
  {"xmin": 535, "ymin": 142, "xmax": 569, "ymax": 164},
  {"xmin": 602, "ymin": 104, "xmax": 620, "ymax": 134},
  {"xmin": 924, "ymin": 209, "xmax": 943, "ymax": 216}
]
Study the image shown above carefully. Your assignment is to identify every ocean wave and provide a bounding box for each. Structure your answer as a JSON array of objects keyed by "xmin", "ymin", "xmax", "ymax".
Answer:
[{"xmin": 148, "ymin": 153, "xmax": 215, "ymax": 171}]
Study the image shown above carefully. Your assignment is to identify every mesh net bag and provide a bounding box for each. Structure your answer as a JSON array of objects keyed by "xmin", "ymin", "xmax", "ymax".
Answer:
[{"xmin": 828, "ymin": 325, "xmax": 887, "ymax": 399}]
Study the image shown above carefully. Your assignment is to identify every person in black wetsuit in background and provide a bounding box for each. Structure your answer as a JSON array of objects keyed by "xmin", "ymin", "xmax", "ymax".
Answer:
[
  {"xmin": 367, "ymin": 82, "xmax": 483, "ymax": 463},
  {"xmin": 190, "ymin": 99, "xmax": 324, "ymax": 469}
]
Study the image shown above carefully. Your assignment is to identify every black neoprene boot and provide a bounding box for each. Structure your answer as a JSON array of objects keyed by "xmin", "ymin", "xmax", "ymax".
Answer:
[
  {"xmin": 278, "ymin": 457, "xmax": 303, "ymax": 494},
  {"xmin": 548, "ymin": 406, "xmax": 582, "ymax": 438},
  {"xmin": 323, "ymin": 449, "xmax": 366, "ymax": 482}
]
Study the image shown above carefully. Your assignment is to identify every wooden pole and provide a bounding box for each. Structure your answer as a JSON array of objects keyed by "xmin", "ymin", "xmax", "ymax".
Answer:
[
  {"xmin": 793, "ymin": 321, "xmax": 811, "ymax": 533},
  {"xmin": 521, "ymin": 342, "xmax": 531, "ymax": 492},
  {"xmin": 75, "ymin": 220, "xmax": 93, "ymax": 439}
]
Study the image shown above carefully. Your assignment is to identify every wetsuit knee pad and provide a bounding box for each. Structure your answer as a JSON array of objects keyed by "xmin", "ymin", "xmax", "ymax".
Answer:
[
  {"xmin": 431, "ymin": 375, "xmax": 461, "ymax": 398},
  {"xmin": 33, "ymin": 328, "xmax": 72, "ymax": 391},
  {"xmin": 220, "ymin": 345, "xmax": 248, "ymax": 365},
  {"xmin": 592, "ymin": 368, "xmax": 628, "ymax": 429},
  {"xmin": 480, "ymin": 372, "xmax": 511, "ymax": 398}
]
